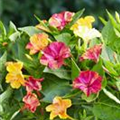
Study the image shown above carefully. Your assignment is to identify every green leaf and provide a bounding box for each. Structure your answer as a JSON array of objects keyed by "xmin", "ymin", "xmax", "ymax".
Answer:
[
  {"xmin": 42, "ymin": 74, "xmax": 71, "ymax": 102},
  {"xmin": 101, "ymin": 45, "xmax": 116, "ymax": 63},
  {"xmin": 10, "ymin": 110, "xmax": 20, "ymax": 120},
  {"xmin": 102, "ymin": 21, "xmax": 118, "ymax": 44},
  {"xmin": 103, "ymin": 88, "xmax": 120, "ymax": 104},
  {"xmin": 0, "ymin": 21, "xmax": 6, "ymax": 36},
  {"xmin": 71, "ymin": 58, "xmax": 80, "ymax": 80},
  {"xmin": 103, "ymin": 60, "xmax": 118, "ymax": 76},
  {"xmin": 9, "ymin": 31, "xmax": 20, "ymax": 42},
  {"xmin": 0, "ymin": 87, "xmax": 13, "ymax": 104},
  {"xmin": 65, "ymin": 9, "xmax": 85, "ymax": 28},
  {"xmin": 54, "ymin": 33, "xmax": 71, "ymax": 45},
  {"xmin": 92, "ymin": 59, "xmax": 104, "ymax": 76},
  {"xmin": 8, "ymin": 21, "xmax": 17, "ymax": 36},
  {"xmin": 99, "ymin": 17, "xmax": 107, "ymax": 25},
  {"xmin": 92, "ymin": 92, "xmax": 120, "ymax": 120},
  {"xmin": 18, "ymin": 26, "xmax": 42, "ymax": 36},
  {"xmin": 81, "ymin": 93, "xmax": 99, "ymax": 103},
  {"xmin": 106, "ymin": 10, "xmax": 120, "ymax": 31},
  {"xmin": 0, "ymin": 51, "xmax": 7, "ymax": 72},
  {"xmin": 43, "ymin": 67, "xmax": 71, "ymax": 80}
]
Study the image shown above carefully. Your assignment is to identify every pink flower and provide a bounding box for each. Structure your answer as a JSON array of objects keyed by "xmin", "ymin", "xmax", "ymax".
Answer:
[
  {"xmin": 25, "ymin": 76, "xmax": 44, "ymax": 93},
  {"xmin": 73, "ymin": 70, "xmax": 102, "ymax": 97},
  {"xmin": 23, "ymin": 92, "xmax": 40, "ymax": 113},
  {"xmin": 40, "ymin": 42, "xmax": 71, "ymax": 69},
  {"xmin": 49, "ymin": 11, "xmax": 74, "ymax": 30},
  {"xmin": 80, "ymin": 44, "xmax": 102, "ymax": 62}
]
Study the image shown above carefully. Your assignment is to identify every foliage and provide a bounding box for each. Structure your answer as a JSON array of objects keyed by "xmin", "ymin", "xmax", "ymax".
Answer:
[{"xmin": 1, "ymin": 9, "xmax": 120, "ymax": 120}]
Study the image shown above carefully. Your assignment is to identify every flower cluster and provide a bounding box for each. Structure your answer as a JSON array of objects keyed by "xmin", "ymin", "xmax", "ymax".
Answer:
[{"xmin": 3, "ymin": 9, "xmax": 117, "ymax": 120}]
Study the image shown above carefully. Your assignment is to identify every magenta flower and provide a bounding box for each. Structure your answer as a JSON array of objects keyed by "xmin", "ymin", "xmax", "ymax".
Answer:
[
  {"xmin": 80, "ymin": 44, "xmax": 102, "ymax": 62},
  {"xmin": 73, "ymin": 70, "xmax": 102, "ymax": 97},
  {"xmin": 25, "ymin": 76, "xmax": 44, "ymax": 93},
  {"xmin": 40, "ymin": 42, "xmax": 71, "ymax": 69},
  {"xmin": 49, "ymin": 11, "xmax": 74, "ymax": 30}
]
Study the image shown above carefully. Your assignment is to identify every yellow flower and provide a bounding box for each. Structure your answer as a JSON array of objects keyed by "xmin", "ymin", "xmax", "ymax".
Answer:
[
  {"xmin": 71, "ymin": 16, "xmax": 101, "ymax": 41},
  {"xmin": 46, "ymin": 96, "xmax": 72, "ymax": 120},
  {"xmin": 71, "ymin": 16, "xmax": 95, "ymax": 30},
  {"xmin": 6, "ymin": 62, "xmax": 25, "ymax": 89},
  {"xmin": 26, "ymin": 33, "xmax": 49, "ymax": 55}
]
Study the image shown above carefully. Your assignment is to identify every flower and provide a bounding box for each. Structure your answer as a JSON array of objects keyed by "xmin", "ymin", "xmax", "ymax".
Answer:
[
  {"xmin": 49, "ymin": 11, "xmax": 74, "ymax": 30},
  {"xmin": 71, "ymin": 16, "xmax": 95, "ymax": 29},
  {"xmin": 80, "ymin": 44, "xmax": 102, "ymax": 62},
  {"xmin": 25, "ymin": 76, "xmax": 44, "ymax": 93},
  {"xmin": 26, "ymin": 33, "xmax": 49, "ymax": 55},
  {"xmin": 46, "ymin": 96, "xmax": 72, "ymax": 120},
  {"xmin": 40, "ymin": 42, "xmax": 71, "ymax": 69},
  {"xmin": 6, "ymin": 62, "xmax": 25, "ymax": 89},
  {"xmin": 73, "ymin": 70, "xmax": 102, "ymax": 97},
  {"xmin": 71, "ymin": 16, "xmax": 101, "ymax": 41},
  {"xmin": 23, "ymin": 92, "xmax": 40, "ymax": 113}
]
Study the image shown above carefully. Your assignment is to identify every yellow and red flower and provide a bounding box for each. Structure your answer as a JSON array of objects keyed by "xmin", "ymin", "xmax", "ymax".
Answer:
[
  {"xmin": 23, "ymin": 92, "xmax": 40, "ymax": 113},
  {"xmin": 73, "ymin": 70, "xmax": 102, "ymax": 97},
  {"xmin": 6, "ymin": 62, "xmax": 25, "ymax": 89},
  {"xmin": 46, "ymin": 96, "xmax": 72, "ymax": 120},
  {"xmin": 25, "ymin": 76, "xmax": 44, "ymax": 93},
  {"xmin": 49, "ymin": 11, "xmax": 74, "ymax": 30},
  {"xmin": 26, "ymin": 33, "xmax": 49, "ymax": 55}
]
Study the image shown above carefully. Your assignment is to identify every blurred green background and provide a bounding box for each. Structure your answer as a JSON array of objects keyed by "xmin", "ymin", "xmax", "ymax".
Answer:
[{"xmin": 0, "ymin": 0, "xmax": 120, "ymax": 27}]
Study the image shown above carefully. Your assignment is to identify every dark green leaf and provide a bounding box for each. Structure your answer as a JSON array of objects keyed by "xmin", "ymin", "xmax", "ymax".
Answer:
[
  {"xmin": 42, "ymin": 74, "xmax": 71, "ymax": 102},
  {"xmin": 43, "ymin": 67, "xmax": 71, "ymax": 80}
]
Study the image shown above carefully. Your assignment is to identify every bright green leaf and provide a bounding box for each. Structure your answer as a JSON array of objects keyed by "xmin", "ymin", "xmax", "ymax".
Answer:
[
  {"xmin": 54, "ymin": 33, "xmax": 71, "ymax": 45},
  {"xmin": 18, "ymin": 26, "xmax": 42, "ymax": 36}
]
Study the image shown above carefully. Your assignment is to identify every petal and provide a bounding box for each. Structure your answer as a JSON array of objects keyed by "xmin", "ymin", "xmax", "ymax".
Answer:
[
  {"xmin": 46, "ymin": 105, "xmax": 55, "ymax": 112},
  {"xmin": 6, "ymin": 73, "xmax": 13, "ymax": 83},
  {"xmin": 29, "ymin": 49, "xmax": 38, "ymax": 55},
  {"xmin": 64, "ymin": 11, "xmax": 74, "ymax": 22},
  {"xmin": 6, "ymin": 62, "xmax": 23, "ymax": 72},
  {"xmin": 26, "ymin": 42, "xmax": 33, "ymax": 49},
  {"xmin": 53, "ymin": 96, "xmax": 62, "ymax": 104},
  {"xmin": 63, "ymin": 99, "xmax": 72, "ymax": 108},
  {"xmin": 50, "ymin": 112, "xmax": 57, "ymax": 120},
  {"xmin": 10, "ymin": 80, "xmax": 21, "ymax": 89},
  {"xmin": 49, "ymin": 17, "xmax": 61, "ymax": 28},
  {"xmin": 59, "ymin": 111, "xmax": 69, "ymax": 119},
  {"xmin": 40, "ymin": 55, "xmax": 49, "ymax": 66}
]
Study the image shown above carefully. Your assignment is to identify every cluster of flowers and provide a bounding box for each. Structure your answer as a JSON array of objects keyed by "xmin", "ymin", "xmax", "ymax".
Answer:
[{"xmin": 5, "ymin": 11, "xmax": 103, "ymax": 119}]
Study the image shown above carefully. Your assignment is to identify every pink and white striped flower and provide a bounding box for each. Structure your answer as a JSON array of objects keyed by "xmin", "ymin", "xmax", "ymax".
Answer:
[
  {"xmin": 49, "ymin": 11, "xmax": 74, "ymax": 30},
  {"xmin": 73, "ymin": 70, "xmax": 102, "ymax": 97},
  {"xmin": 40, "ymin": 42, "xmax": 71, "ymax": 69}
]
